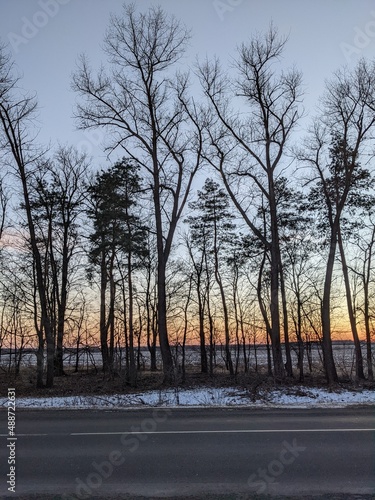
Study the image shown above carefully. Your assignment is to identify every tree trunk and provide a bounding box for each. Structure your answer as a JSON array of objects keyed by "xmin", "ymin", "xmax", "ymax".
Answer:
[
  {"xmin": 321, "ymin": 233, "xmax": 339, "ymax": 384},
  {"xmin": 108, "ymin": 271, "xmax": 115, "ymax": 374},
  {"xmin": 269, "ymin": 185, "xmax": 285, "ymax": 380},
  {"xmin": 296, "ymin": 295, "xmax": 304, "ymax": 382},
  {"xmin": 364, "ymin": 286, "xmax": 373, "ymax": 381},
  {"xmin": 257, "ymin": 249, "xmax": 274, "ymax": 376},
  {"xmin": 206, "ymin": 279, "xmax": 215, "ymax": 377},
  {"xmin": 153, "ymin": 163, "xmax": 174, "ymax": 383},
  {"xmin": 363, "ymin": 252, "xmax": 374, "ymax": 381},
  {"xmin": 157, "ymin": 256, "xmax": 174, "ymax": 383},
  {"xmin": 337, "ymin": 228, "xmax": 365, "ymax": 380},
  {"xmin": 128, "ymin": 252, "xmax": 137, "ymax": 387},
  {"xmin": 54, "ymin": 279, "xmax": 66, "ymax": 376},
  {"xmin": 215, "ymin": 268, "xmax": 233, "ymax": 376},
  {"xmin": 36, "ymin": 327, "xmax": 44, "ymax": 388},
  {"xmin": 23, "ymin": 169, "xmax": 54, "ymax": 387},
  {"xmin": 45, "ymin": 328, "xmax": 55, "ymax": 388},
  {"xmin": 232, "ymin": 268, "xmax": 242, "ymax": 376},
  {"xmin": 99, "ymin": 247, "xmax": 109, "ymax": 373},
  {"xmin": 181, "ymin": 277, "xmax": 192, "ymax": 383},
  {"xmin": 54, "ymin": 229, "xmax": 69, "ymax": 376},
  {"xmin": 197, "ymin": 278, "xmax": 208, "ymax": 374},
  {"xmin": 213, "ymin": 219, "xmax": 233, "ymax": 376},
  {"xmin": 145, "ymin": 265, "xmax": 158, "ymax": 372},
  {"xmin": 240, "ymin": 313, "xmax": 248, "ymax": 374},
  {"xmin": 280, "ymin": 260, "xmax": 293, "ymax": 377},
  {"xmin": 33, "ymin": 267, "xmax": 45, "ymax": 387},
  {"xmin": 148, "ymin": 322, "xmax": 158, "ymax": 372},
  {"xmin": 198, "ymin": 307, "xmax": 208, "ymax": 374}
]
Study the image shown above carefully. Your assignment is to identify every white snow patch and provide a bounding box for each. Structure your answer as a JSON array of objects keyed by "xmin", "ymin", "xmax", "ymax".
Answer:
[
  {"xmin": 261, "ymin": 387, "xmax": 375, "ymax": 408},
  {"xmin": 0, "ymin": 386, "xmax": 374, "ymax": 409}
]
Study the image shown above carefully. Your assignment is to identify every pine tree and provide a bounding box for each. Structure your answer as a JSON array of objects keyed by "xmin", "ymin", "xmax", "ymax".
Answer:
[{"xmin": 87, "ymin": 159, "xmax": 148, "ymax": 383}]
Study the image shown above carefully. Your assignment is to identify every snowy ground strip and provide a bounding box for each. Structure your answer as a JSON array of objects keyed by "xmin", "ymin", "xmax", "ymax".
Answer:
[{"xmin": 0, "ymin": 386, "xmax": 374, "ymax": 409}]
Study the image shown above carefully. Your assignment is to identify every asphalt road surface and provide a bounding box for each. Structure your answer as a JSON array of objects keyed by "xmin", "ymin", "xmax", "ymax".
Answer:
[{"xmin": 0, "ymin": 407, "xmax": 374, "ymax": 499}]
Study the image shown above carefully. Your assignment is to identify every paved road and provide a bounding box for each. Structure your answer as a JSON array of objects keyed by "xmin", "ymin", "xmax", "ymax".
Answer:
[{"xmin": 0, "ymin": 407, "xmax": 374, "ymax": 499}]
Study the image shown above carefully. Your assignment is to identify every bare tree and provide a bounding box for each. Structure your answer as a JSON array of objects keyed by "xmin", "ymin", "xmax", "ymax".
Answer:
[
  {"xmin": 0, "ymin": 175, "xmax": 8, "ymax": 241},
  {"xmin": 28, "ymin": 147, "xmax": 89, "ymax": 376},
  {"xmin": 349, "ymin": 219, "xmax": 375, "ymax": 381},
  {"xmin": 199, "ymin": 26, "xmax": 303, "ymax": 379},
  {"xmin": 299, "ymin": 59, "xmax": 375, "ymax": 384},
  {"xmin": 185, "ymin": 233, "xmax": 208, "ymax": 374},
  {"xmin": 0, "ymin": 44, "xmax": 56, "ymax": 387},
  {"xmin": 73, "ymin": 5, "xmax": 203, "ymax": 383},
  {"xmin": 186, "ymin": 178, "xmax": 237, "ymax": 375},
  {"xmin": 0, "ymin": 250, "xmax": 35, "ymax": 375},
  {"xmin": 142, "ymin": 234, "xmax": 159, "ymax": 372}
]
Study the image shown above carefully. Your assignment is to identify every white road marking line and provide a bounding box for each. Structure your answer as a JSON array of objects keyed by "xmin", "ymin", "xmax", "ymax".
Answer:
[
  {"xmin": 0, "ymin": 433, "xmax": 48, "ymax": 437},
  {"xmin": 1, "ymin": 428, "xmax": 373, "ymax": 437},
  {"xmin": 70, "ymin": 428, "xmax": 375, "ymax": 436}
]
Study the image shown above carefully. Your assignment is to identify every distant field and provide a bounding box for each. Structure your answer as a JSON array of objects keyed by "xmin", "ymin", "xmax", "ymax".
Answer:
[{"xmin": 1, "ymin": 342, "xmax": 374, "ymax": 380}]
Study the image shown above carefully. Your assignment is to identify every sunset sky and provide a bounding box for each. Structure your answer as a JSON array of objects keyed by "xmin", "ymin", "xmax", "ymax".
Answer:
[{"xmin": 1, "ymin": 1, "xmax": 374, "ymax": 345}]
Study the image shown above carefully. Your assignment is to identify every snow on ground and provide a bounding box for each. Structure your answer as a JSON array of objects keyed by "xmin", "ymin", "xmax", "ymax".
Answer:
[{"xmin": 0, "ymin": 386, "xmax": 374, "ymax": 409}]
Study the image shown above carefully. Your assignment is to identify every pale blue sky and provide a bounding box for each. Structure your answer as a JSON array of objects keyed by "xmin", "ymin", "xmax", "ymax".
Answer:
[{"xmin": 1, "ymin": 0, "xmax": 375, "ymax": 169}]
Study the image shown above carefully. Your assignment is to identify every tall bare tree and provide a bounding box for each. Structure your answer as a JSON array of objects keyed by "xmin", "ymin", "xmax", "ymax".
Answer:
[
  {"xmin": 360, "ymin": 223, "xmax": 375, "ymax": 381},
  {"xmin": 185, "ymin": 233, "xmax": 208, "ymax": 374},
  {"xmin": 0, "ymin": 44, "xmax": 55, "ymax": 387},
  {"xmin": 0, "ymin": 175, "xmax": 7, "ymax": 241},
  {"xmin": 199, "ymin": 26, "xmax": 302, "ymax": 379},
  {"xmin": 299, "ymin": 59, "xmax": 375, "ymax": 384},
  {"xmin": 73, "ymin": 5, "xmax": 203, "ymax": 382}
]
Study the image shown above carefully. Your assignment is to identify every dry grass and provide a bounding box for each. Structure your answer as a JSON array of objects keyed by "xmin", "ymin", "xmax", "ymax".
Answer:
[{"xmin": 1, "ymin": 364, "xmax": 373, "ymax": 400}]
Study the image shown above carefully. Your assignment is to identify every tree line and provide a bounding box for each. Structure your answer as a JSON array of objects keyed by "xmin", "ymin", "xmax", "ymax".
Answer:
[{"xmin": 0, "ymin": 5, "xmax": 374, "ymax": 387}]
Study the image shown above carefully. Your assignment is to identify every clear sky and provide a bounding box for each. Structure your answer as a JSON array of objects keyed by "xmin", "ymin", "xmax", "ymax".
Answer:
[{"xmin": 1, "ymin": 0, "xmax": 375, "ymax": 169}]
